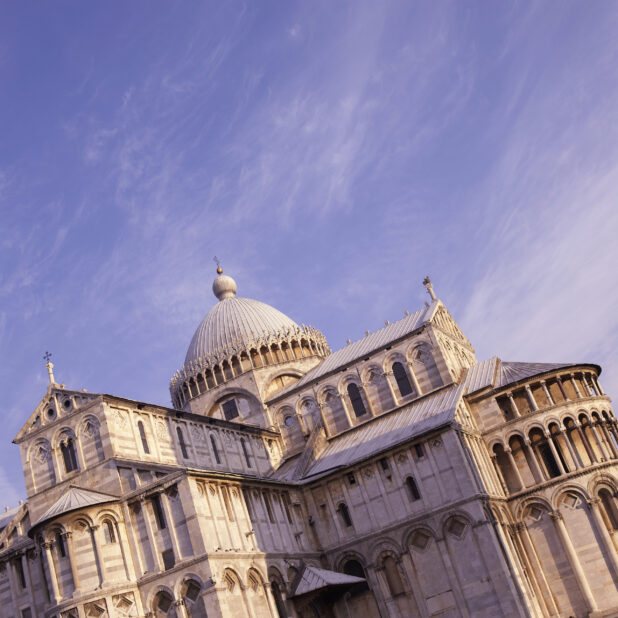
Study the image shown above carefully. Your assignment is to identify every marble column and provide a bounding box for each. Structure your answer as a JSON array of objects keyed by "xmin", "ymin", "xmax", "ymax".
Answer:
[
  {"xmin": 545, "ymin": 433, "xmax": 566, "ymax": 475},
  {"xmin": 42, "ymin": 542, "xmax": 61, "ymax": 604},
  {"xmin": 541, "ymin": 381, "xmax": 554, "ymax": 406},
  {"xmin": 63, "ymin": 531, "xmax": 81, "ymax": 596},
  {"xmin": 524, "ymin": 439, "xmax": 545, "ymax": 483},
  {"xmin": 587, "ymin": 498, "xmax": 618, "ymax": 579},
  {"xmin": 141, "ymin": 498, "xmax": 164, "ymax": 571},
  {"xmin": 507, "ymin": 393, "xmax": 520, "ymax": 418},
  {"xmin": 505, "ymin": 447, "xmax": 526, "ymax": 489},
  {"xmin": 160, "ymin": 489, "xmax": 183, "ymax": 562},
  {"xmin": 550, "ymin": 511, "xmax": 597, "ymax": 613},
  {"xmin": 525, "ymin": 385, "xmax": 538, "ymax": 411}
]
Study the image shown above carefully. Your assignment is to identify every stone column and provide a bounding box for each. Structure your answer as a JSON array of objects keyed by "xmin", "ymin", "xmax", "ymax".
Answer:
[
  {"xmin": 557, "ymin": 378, "xmax": 569, "ymax": 401},
  {"xmin": 550, "ymin": 511, "xmax": 597, "ymax": 613},
  {"xmin": 115, "ymin": 520, "xmax": 135, "ymax": 580},
  {"xmin": 174, "ymin": 598, "xmax": 189, "ymax": 618},
  {"xmin": 407, "ymin": 363, "xmax": 422, "ymax": 397},
  {"xmin": 590, "ymin": 423, "xmax": 609, "ymax": 461},
  {"xmin": 600, "ymin": 422, "xmax": 618, "ymax": 458},
  {"xmin": 42, "ymin": 541, "xmax": 61, "ymax": 604},
  {"xmin": 587, "ymin": 498, "xmax": 618, "ymax": 579},
  {"xmin": 63, "ymin": 531, "xmax": 81, "ymax": 596},
  {"xmin": 505, "ymin": 447, "xmax": 526, "ymax": 490},
  {"xmin": 160, "ymin": 489, "xmax": 183, "ymax": 562},
  {"xmin": 121, "ymin": 502, "xmax": 144, "ymax": 577},
  {"xmin": 23, "ymin": 551, "xmax": 37, "ymax": 612},
  {"xmin": 575, "ymin": 422, "xmax": 597, "ymax": 464},
  {"xmin": 6, "ymin": 557, "xmax": 19, "ymax": 608},
  {"xmin": 541, "ymin": 380, "xmax": 554, "ymax": 406},
  {"xmin": 141, "ymin": 498, "xmax": 164, "ymax": 571},
  {"xmin": 525, "ymin": 385, "xmax": 538, "ymax": 411},
  {"xmin": 545, "ymin": 433, "xmax": 566, "ymax": 475},
  {"xmin": 570, "ymin": 375, "xmax": 582, "ymax": 398},
  {"xmin": 515, "ymin": 524, "xmax": 559, "ymax": 616},
  {"xmin": 524, "ymin": 439, "xmax": 545, "ymax": 483},
  {"xmin": 89, "ymin": 525, "xmax": 105, "ymax": 588},
  {"xmin": 507, "ymin": 393, "xmax": 520, "ymax": 418},
  {"xmin": 561, "ymin": 430, "xmax": 582, "ymax": 470},
  {"xmin": 593, "ymin": 375, "xmax": 605, "ymax": 396},
  {"xmin": 491, "ymin": 454, "xmax": 509, "ymax": 494}
]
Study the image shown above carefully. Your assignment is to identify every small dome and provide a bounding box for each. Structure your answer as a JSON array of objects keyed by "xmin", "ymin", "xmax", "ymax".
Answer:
[
  {"xmin": 212, "ymin": 273, "xmax": 237, "ymax": 300},
  {"xmin": 184, "ymin": 295, "xmax": 300, "ymax": 365}
]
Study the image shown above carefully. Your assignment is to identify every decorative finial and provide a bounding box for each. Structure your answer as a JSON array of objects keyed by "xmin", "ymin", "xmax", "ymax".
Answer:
[
  {"xmin": 423, "ymin": 276, "xmax": 437, "ymax": 301},
  {"xmin": 213, "ymin": 255, "xmax": 223, "ymax": 275},
  {"xmin": 43, "ymin": 351, "xmax": 55, "ymax": 384}
]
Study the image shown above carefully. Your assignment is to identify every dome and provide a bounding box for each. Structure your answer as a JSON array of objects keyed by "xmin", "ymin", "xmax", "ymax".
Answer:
[
  {"xmin": 170, "ymin": 269, "xmax": 329, "ymax": 407},
  {"xmin": 184, "ymin": 294, "xmax": 301, "ymax": 365}
]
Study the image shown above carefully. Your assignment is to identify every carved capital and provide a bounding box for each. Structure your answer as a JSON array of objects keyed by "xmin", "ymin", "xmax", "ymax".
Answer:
[{"xmin": 549, "ymin": 511, "xmax": 563, "ymax": 522}]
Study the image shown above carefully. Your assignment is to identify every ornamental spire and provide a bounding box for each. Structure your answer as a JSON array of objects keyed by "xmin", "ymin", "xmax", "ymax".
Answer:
[
  {"xmin": 43, "ymin": 351, "xmax": 55, "ymax": 384},
  {"xmin": 423, "ymin": 276, "xmax": 437, "ymax": 301}
]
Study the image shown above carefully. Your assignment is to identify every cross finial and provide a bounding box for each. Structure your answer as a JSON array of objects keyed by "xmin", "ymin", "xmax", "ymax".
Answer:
[
  {"xmin": 213, "ymin": 255, "xmax": 223, "ymax": 275},
  {"xmin": 423, "ymin": 276, "xmax": 437, "ymax": 301},
  {"xmin": 43, "ymin": 351, "xmax": 55, "ymax": 384}
]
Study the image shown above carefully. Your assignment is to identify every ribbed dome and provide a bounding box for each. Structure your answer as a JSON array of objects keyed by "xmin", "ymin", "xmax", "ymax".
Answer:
[{"xmin": 185, "ymin": 296, "xmax": 300, "ymax": 365}]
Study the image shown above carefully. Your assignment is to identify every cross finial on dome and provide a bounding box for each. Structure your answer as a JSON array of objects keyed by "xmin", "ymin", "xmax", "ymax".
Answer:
[
  {"xmin": 213, "ymin": 255, "xmax": 223, "ymax": 275},
  {"xmin": 212, "ymin": 263, "xmax": 237, "ymax": 300},
  {"xmin": 43, "ymin": 351, "xmax": 56, "ymax": 384}
]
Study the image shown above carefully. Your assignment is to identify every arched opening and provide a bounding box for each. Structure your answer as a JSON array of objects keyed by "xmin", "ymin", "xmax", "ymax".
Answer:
[
  {"xmin": 196, "ymin": 372, "xmax": 206, "ymax": 394},
  {"xmin": 181, "ymin": 579, "xmax": 207, "ymax": 618},
  {"xmin": 231, "ymin": 356, "xmax": 242, "ymax": 376},
  {"xmin": 492, "ymin": 443, "xmax": 521, "ymax": 492},
  {"xmin": 406, "ymin": 476, "xmax": 421, "ymax": 501},
  {"xmin": 138, "ymin": 421, "xmax": 150, "ymax": 454},
  {"xmin": 599, "ymin": 488, "xmax": 618, "ymax": 531},
  {"xmin": 564, "ymin": 417, "xmax": 592, "ymax": 467},
  {"xmin": 338, "ymin": 502, "xmax": 353, "ymax": 528},
  {"xmin": 347, "ymin": 383, "xmax": 367, "ymax": 418},
  {"xmin": 222, "ymin": 360, "xmax": 233, "ymax": 381},
  {"xmin": 103, "ymin": 520, "xmax": 116, "ymax": 544},
  {"xmin": 392, "ymin": 361, "xmax": 413, "ymax": 397},
  {"xmin": 382, "ymin": 556, "xmax": 405, "ymax": 597},
  {"xmin": 548, "ymin": 423, "xmax": 571, "ymax": 473},
  {"xmin": 342, "ymin": 559, "xmax": 369, "ymax": 594},
  {"xmin": 60, "ymin": 437, "xmax": 79, "ymax": 474},
  {"xmin": 271, "ymin": 580, "xmax": 288, "ymax": 617},
  {"xmin": 529, "ymin": 428, "xmax": 560, "ymax": 479},
  {"xmin": 205, "ymin": 369, "xmax": 216, "ymax": 389},
  {"xmin": 153, "ymin": 590, "xmax": 177, "ymax": 617},
  {"xmin": 579, "ymin": 414, "xmax": 602, "ymax": 462}
]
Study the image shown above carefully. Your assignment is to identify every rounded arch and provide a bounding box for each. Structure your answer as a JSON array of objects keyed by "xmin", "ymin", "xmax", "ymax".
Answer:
[
  {"xmin": 52, "ymin": 426, "xmax": 77, "ymax": 448},
  {"xmin": 440, "ymin": 510, "xmax": 473, "ymax": 534},
  {"xmin": 506, "ymin": 429, "xmax": 527, "ymax": 444},
  {"xmin": 77, "ymin": 413, "xmax": 101, "ymax": 435},
  {"xmin": 551, "ymin": 484, "xmax": 590, "ymax": 510},
  {"xmin": 337, "ymin": 373, "xmax": 364, "ymax": 396},
  {"xmin": 523, "ymin": 420, "xmax": 546, "ymax": 436},
  {"xmin": 403, "ymin": 524, "xmax": 437, "ymax": 550},
  {"xmin": 514, "ymin": 496, "xmax": 553, "ymax": 521},
  {"xmin": 317, "ymin": 384, "xmax": 338, "ymax": 404},
  {"xmin": 488, "ymin": 437, "xmax": 507, "ymax": 451},
  {"xmin": 369, "ymin": 536, "xmax": 402, "ymax": 564},
  {"xmin": 587, "ymin": 472, "xmax": 618, "ymax": 497},
  {"xmin": 150, "ymin": 585, "xmax": 177, "ymax": 617},
  {"xmin": 335, "ymin": 549, "xmax": 368, "ymax": 573}
]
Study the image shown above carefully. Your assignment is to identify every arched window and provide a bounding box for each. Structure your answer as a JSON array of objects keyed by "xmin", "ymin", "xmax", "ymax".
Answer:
[
  {"xmin": 347, "ymin": 383, "xmax": 367, "ymax": 417},
  {"xmin": 392, "ymin": 362, "xmax": 413, "ymax": 397},
  {"xmin": 210, "ymin": 435, "xmax": 221, "ymax": 464},
  {"xmin": 599, "ymin": 488, "xmax": 618, "ymax": 530},
  {"xmin": 182, "ymin": 578, "xmax": 207, "ymax": 618},
  {"xmin": 154, "ymin": 590, "xmax": 174, "ymax": 616},
  {"xmin": 55, "ymin": 531, "xmax": 66, "ymax": 558},
  {"xmin": 383, "ymin": 556, "xmax": 405, "ymax": 597},
  {"xmin": 177, "ymin": 427, "xmax": 188, "ymax": 459},
  {"xmin": 271, "ymin": 580, "xmax": 288, "ymax": 618},
  {"xmin": 338, "ymin": 502, "xmax": 353, "ymax": 528},
  {"xmin": 342, "ymin": 559, "xmax": 369, "ymax": 594},
  {"xmin": 103, "ymin": 520, "xmax": 116, "ymax": 543},
  {"xmin": 138, "ymin": 421, "xmax": 150, "ymax": 454},
  {"xmin": 406, "ymin": 476, "xmax": 421, "ymax": 501},
  {"xmin": 60, "ymin": 438, "xmax": 78, "ymax": 473},
  {"xmin": 240, "ymin": 438, "xmax": 252, "ymax": 468}
]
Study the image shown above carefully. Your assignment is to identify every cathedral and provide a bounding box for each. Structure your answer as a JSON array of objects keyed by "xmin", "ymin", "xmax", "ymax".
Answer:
[{"xmin": 1, "ymin": 268, "xmax": 618, "ymax": 618}]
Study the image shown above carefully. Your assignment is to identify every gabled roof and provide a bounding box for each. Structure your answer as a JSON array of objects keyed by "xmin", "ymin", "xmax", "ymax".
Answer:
[
  {"xmin": 462, "ymin": 358, "xmax": 590, "ymax": 396},
  {"xmin": 273, "ymin": 300, "xmax": 440, "ymax": 399},
  {"xmin": 300, "ymin": 384, "xmax": 463, "ymax": 479},
  {"xmin": 291, "ymin": 565, "xmax": 364, "ymax": 597},
  {"xmin": 0, "ymin": 504, "xmax": 22, "ymax": 533},
  {"xmin": 31, "ymin": 486, "xmax": 118, "ymax": 530}
]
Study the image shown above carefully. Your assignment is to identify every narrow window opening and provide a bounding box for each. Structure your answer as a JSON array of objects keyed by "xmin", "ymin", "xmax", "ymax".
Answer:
[
  {"xmin": 55, "ymin": 532, "xmax": 66, "ymax": 558},
  {"xmin": 222, "ymin": 486, "xmax": 234, "ymax": 521},
  {"xmin": 210, "ymin": 435, "xmax": 221, "ymax": 464},
  {"xmin": 263, "ymin": 492, "xmax": 275, "ymax": 523},
  {"xmin": 161, "ymin": 548, "xmax": 175, "ymax": 571},
  {"xmin": 241, "ymin": 438, "xmax": 252, "ymax": 467},
  {"xmin": 347, "ymin": 383, "xmax": 367, "ymax": 417},
  {"xmin": 347, "ymin": 472, "xmax": 356, "ymax": 485},
  {"xmin": 137, "ymin": 421, "xmax": 150, "ymax": 454},
  {"xmin": 15, "ymin": 559, "xmax": 26, "ymax": 588},
  {"xmin": 379, "ymin": 457, "xmax": 390, "ymax": 471},
  {"xmin": 61, "ymin": 438, "xmax": 78, "ymax": 473},
  {"xmin": 414, "ymin": 443, "xmax": 424, "ymax": 458},
  {"xmin": 338, "ymin": 502, "xmax": 353, "ymax": 527},
  {"xmin": 103, "ymin": 520, "xmax": 116, "ymax": 543},
  {"xmin": 176, "ymin": 426, "xmax": 188, "ymax": 459},
  {"xmin": 406, "ymin": 476, "xmax": 421, "ymax": 501},
  {"xmin": 151, "ymin": 494, "xmax": 166, "ymax": 530},
  {"xmin": 393, "ymin": 362, "xmax": 413, "ymax": 397}
]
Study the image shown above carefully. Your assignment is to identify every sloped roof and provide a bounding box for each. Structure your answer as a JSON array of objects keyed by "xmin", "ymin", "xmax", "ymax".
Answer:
[
  {"xmin": 0, "ymin": 505, "xmax": 22, "ymax": 532},
  {"xmin": 301, "ymin": 384, "xmax": 463, "ymax": 478},
  {"xmin": 275, "ymin": 301, "xmax": 439, "ymax": 398},
  {"xmin": 32, "ymin": 486, "xmax": 118, "ymax": 529},
  {"xmin": 291, "ymin": 565, "xmax": 365, "ymax": 597},
  {"xmin": 463, "ymin": 358, "xmax": 577, "ymax": 395}
]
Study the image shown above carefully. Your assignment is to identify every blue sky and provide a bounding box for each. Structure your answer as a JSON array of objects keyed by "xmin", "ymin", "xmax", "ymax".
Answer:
[{"xmin": 1, "ymin": 1, "xmax": 617, "ymax": 506}]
